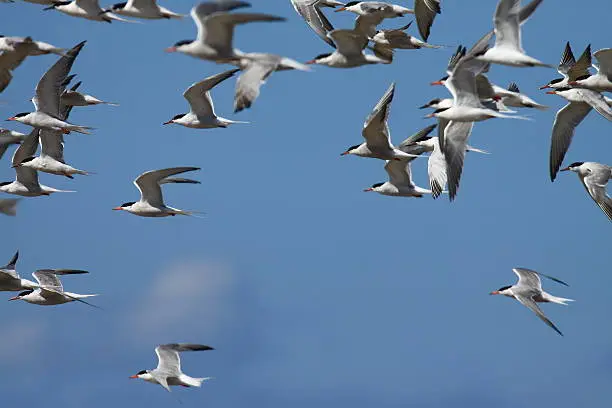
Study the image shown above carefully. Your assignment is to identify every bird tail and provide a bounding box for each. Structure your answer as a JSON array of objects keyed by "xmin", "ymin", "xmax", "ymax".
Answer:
[
  {"xmin": 546, "ymin": 295, "xmax": 575, "ymax": 305},
  {"xmin": 181, "ymin": 375, "xmax": 213, "ymax": 387},
  {"xmin": 491, "ymin": 112, "xmax": 533, "ymax": 121},
  {"xmin": 68, "ymin": 126, "xmax": 94, "ymax": 135},
  {"xmin": 222, "ymin": 119, "xmax": 250, "ymax": 125},
  {"xmin": 102, "ymin": 101, "xmax": 120, "ymax": 107}
]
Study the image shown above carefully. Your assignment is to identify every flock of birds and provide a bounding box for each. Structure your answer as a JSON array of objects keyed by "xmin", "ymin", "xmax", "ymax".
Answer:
[{"xmin": 0, "ymin": 0, "xmax": 611, "ymax": 395}]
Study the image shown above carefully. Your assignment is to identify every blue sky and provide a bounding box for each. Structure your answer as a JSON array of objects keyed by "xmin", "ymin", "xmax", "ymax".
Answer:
[{"xmin": 1, "ymin": 0, "xmax": 611, "ymax": 407}]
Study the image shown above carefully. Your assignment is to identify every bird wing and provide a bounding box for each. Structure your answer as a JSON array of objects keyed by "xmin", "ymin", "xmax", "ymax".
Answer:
[
  {"xmin": 353, "ymin": 13, "xmax": 385, "ymax": 38},
  {"xmin": 328, "ymin": 29, "xmax": 368, "ymax": 57},
  {"xmin": 155, "ymin": 343, "xmax": 214, "ymax": 375},
  {"xmin": 291, "ymin": 0, "xmax": 336, "ymax": 47},
  {"xmin": 515, "ymin": 294, "xmax": 563, "ymax": 336},
  {"xmin": 134, "ymin": 167, "xmax": 200, "ymax": 207},
  {"xmin": 567, "ymin": 45, "xmax": 592, "ymax": 81},
  {"xmin": 0, "ymin": 199, "xmax": 19, "ymax": 217},
  {"xmin": 397, "ymin": 124, "xmax": 437, "ymax": 148},
  {"xmin": 32, "ymin": 269, "xmax": 64, "ymax": 292},
  {"xmin": 234, "ymin": 56, "xmax": 278, "ymax": 113},
  {"xmin": 0, "ymin": 250, "xmax": 20, "ymax": 279},
  {"xmin": 0, "ymin": 49, "xmax": 29, "ymax": 93},
  {"xmin": 557, "ymin": 42, "xmax": 575, "ymax": 76},
  {"xmin": 39, "ymin": 128, "xmax": 65, "ymax": 163},
  {"xmin": 202, "ymin": 12, "xmax": 284, "ymax": 54},
  {"xmin": 428, "ymin": 139, "xmax": 447, "ymax": 199},
  {"xmin": 127, "ymin": 0, "xmax": 155, "ymax": 8},
  {"xmin": 12, "ymin": 129, "xmax": 40, "ymax": 188},
  {"xmin": 577, "ymin": 88, "xmax": 612, "ymax": 121},
  {"xmin": 581, "ymin": 165, "xmax": 612, "ymax": 221},
  {"xmin": 191, "ymin": 1, "xmax": 251, "ymax": 42},
  {"xmin": 512, "ymin": 267, "xmax": 543, "ymax": 291},
  {"xmin": 184, "ymin": 69, "xmax": 239, "ymax": 117},
  {"xmin": 492, "ymin": 0, "xmax": 522, "ymax": 52},
  {"xmin": 517, "ymin": 0, "xmax": 543, "ymax": 25},
  {"xmin": 442, "ymin": 120, "xmax": 474, "ymax": 201},
  {"xmin": 362, "ymin": 83, "xmax": 395, "ymax": 150},
  {"xmin": 414, "ymin": 0, "xmax": 441, "ymax": 41},
  {"xmin": 549, "ymin": 102, "xmax": 591, "ymax": 181},
  {"xmin": 32, "ymin": 41, "xmax": 85, "ymax": 117},
  {"xmin": 384, "ymin": 159, "xmax": 414, "ymax": 187},
  {"xmin": 593, "ymin": 48, "xmax": 612, "ymax": 81}
]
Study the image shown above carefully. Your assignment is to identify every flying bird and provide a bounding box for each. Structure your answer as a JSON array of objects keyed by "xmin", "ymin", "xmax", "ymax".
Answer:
[
  {"xmin": 113, "ymin": 167, "xmax": 201, "ymax": 217},
  {"xmin": 306, "ymin": 29, "xmax": 390, "ymax": 67},
  {"xmin": 363, "ymin": 159, "xmax": 431, "ymax": 197},
  {"xmin": 0, "ymin": 198, "xmax": 19, "ymax": 216},
  {"xmin": 44, "ymin": 0, "xmax": 137, "ymax": 22},
  {"xmin": 130, "ymin": 343, "xmax": 214, "ymax": 392},
  {"xmin": 0, "ymin": 251, "xmax": 38, "ymax": 291},
  {"xmin": 569, "ymin": 48, "xmax": 612, "ymax": 93},
  {"xmin": 370, "ymin": 22, "xmax": 441, "ymax": 61},
  {"xmin": 0, "ymin": 128, "xmax": 26, "ymax": 160},
  {"xmin": 560, "ymin": 161, "xmax": 612, "ymax": 221},
  {"xmin": 490, "ymin": 268, "xmax": 573, "ymax": 336},
  {"xmin": 60, "ymin": 77, "xmax": 119, "ymax": 107},
  {"xmin": 290, "ymin": 0, "xmax": 343, "ymax": 47},
  {"xmin": 0, "ymin": 36, "xmax": 65, "ymax": 56},
  {"xmin": 540, "ymin": 43, "xmax": 592, "ymax": 90},
  {"xmin": 101, "ymin": 0, "xmax": 184, "ymax": 19}
]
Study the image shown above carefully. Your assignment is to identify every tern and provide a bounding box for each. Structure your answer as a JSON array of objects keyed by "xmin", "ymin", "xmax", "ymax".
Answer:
[
  {"xmin": 0, "ymin": 128, "xmax": 26, "ymax": 160},
  {"xmin": 0, "ymin": 198, "xmax": 19, "ymax": 216},
  {"xmin": 231, "ymin": 53, "xmax": 310, "ymax": 112},
  {"xmin": 130, "ymin": 343, "xmax": 214, "ymax": 392},
  {"xmin": 0, "ymin": 251, "xmax": 37, "ymax": 291},
  {"xmin": 490, "ymin": 82, "xmax": 548, "ymax": 110},
  {"xmin": 569, "ymin": 48, "xmax": 612, "ymax": 93},
  {"xmin": 363, "ymin": 159, "xmax": 431, "ymax": 197},
  {"xmin": 9, "ymin": 269, "xmax": 98, "ymax": 307},
  {"xmin": 306, "ymin": 29, "xmax": 390, "ymax": 68},
  {"xmin": 164, "ymin": 69, "xmax": 246, "ymax": 128},
  {"xmin": 490, "ymin": 268, "xmax": 573, "ymax": 336},
  {"xmin": 546, "ymin": 87, "xmax": 612, "ymax": 181},
  {"xmin": 370, "ymin": 22, "xmax": 441, "ymax": 61},
  {"xmin": 101, "ymin": 0, "xmax": 184, "ymax": 20},
  {"xmin": 165, "ymin": 1, "xmax": 284, "ymax": 63},
  {"xmin": 290, "ymin": 0, "xmax": 343, "ymax": 47},
  {"xmin": 540, "ymin": 43, "xmax": 592, "ymax": 90},
  {"xmin": 0, "ymin": 129, "xmax": 75, "ymax": 196},
  {"xmin": 44, "ymin": 0, "xmax": 136, "ymax": 22},
  {"xmin": 341, "ymin": 83, "xmax": 418, "ymax": 160},
  {"xmin": 60, "ymin": 78, "xmax": 118, "ymax": 107},
  {"xmin": 560, "ymin": 162, "xmax": 612, "ymax": 221},
  {"xmin": 0, "ymin": 36, "xmax": 65, "ymax": 56},
  {"xmin": 7, "ymin": 41, "xmax": 93, "ymax": 135},
  {"xmin": 475, "ymin": 0, "xmax": 550, "ymax": 68},
  {"xmin": 113, "ymin": 167, "xmax": 201, "ymax": 217},
  {"xmin": 0, "ymin": 44, "xmax": 31, "ymax": 93}
]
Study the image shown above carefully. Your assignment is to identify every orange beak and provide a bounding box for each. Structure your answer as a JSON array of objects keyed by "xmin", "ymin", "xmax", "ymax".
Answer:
[
  {"xmin": 334, "ymin": 7, "xmax": 347, "ymax": 12},
  {"xmin": 568, "ymin": 81, "xmax": 578, "ymax": 86},
  {"xmin": 545, "ymin": 91, "xmax": 556, "ymax": 95},
  {"xmin": 560, "ymin": 166, "xmax": 571, "ymax": 172},
  {"xmin": 424, "ymin": 113, "xmax": 435, "ymax": 118},
  {"xmin": 129, "ymin": 375, "xmax": 139, "ymax": 379},
  {"xmin": 8, "ymin": 295, "xmax": 19, "ymax": 301},
  {"xmin": 489, "ymin": 291, "xmax": 499, "ymax": 295},
  {"xmin": 6, "ymin": 117, "xmax": 16, "ymax": 121},
  {"xmin": 363, "ymin": 188, "xmax": 373, "ymax": 192},
  {"xmin": 340, "ymin": 151, "xmax": 350, "ymax": 156},
  {"xmin": 305, "ymin": 59, "xmax": 316, "ymax": 65},
  {"xmin": 162, "ymin": 120, "xmax": 173, "ymax": 125},
  {"xmin": 430, "ymin": 81, "xmax": 444, "ymax": 86},
  {"xmin": 164, "ymin": 46, "xmax": 177, "ymax": 53},
  {"xmin": 112, "ymin": 206, "xmax": 123, "ymax": 211},
  {"xmin": 539, "ymin": 84, "xmax": 551, "ymax": 90}
]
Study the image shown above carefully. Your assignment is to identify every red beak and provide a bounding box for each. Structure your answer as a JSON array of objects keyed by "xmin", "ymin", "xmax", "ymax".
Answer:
[
  {"xmin": 560, "ymin": 167, "xmax": 571, "ymax": 172},
  {"xmin": 162, "ymin": 120, "xmax": 173, "ymax": 125},
  {"xmin": 129, "ymin": 375, "xmax": 139, "ymax": 379},
  {"xmin": 305, "ymin": 60, "xmax": 316, "ymax": 65},
  {"xmin": 545, "ymin": 91, "xmax": 556, "ymax": 95},
  {"xmin": 112, "ymin": 207, "xmax": 123, "ymax": 211},
  {"xmin": 539, "ymin": 84, "xmax": 551, "ymax": 90},
  {"xmin": 334, "ymin": 7, "xmax": 347, "ymax": 12},
  {"xmin": 493, "ymin": 95, "xmax": 502, "ymax": 101},
  {"xmin": 430, "ymin": 81, "xmax": 444, "ymax": 86},
  {"xmin": 340, "ymin": 151, "xmax": 350, "ymax": 156},
  {"xmin": 363, "ymin": 188, "xmax": 373, "ymax": 192},
  {"xmin": 489, "ymin": 291, "xmax": 499, "ymax": 295},
  {"xmin": 6, "ymin": 117, "xmax": 16, "ymax": 121},
  {"xmin": 164, "ymin": 46, "xmax": 177, "ymax": 53},
  {"xmin": 8, "ymin": 295, "xmax": 19, "ymax": 301},
  {"xmin": 424, "ymin": 113, "xmax": 435, "ymax": 118},
  {"xmin": 568, "ymin": 81, "xmax": 578, "ymax": 86}
]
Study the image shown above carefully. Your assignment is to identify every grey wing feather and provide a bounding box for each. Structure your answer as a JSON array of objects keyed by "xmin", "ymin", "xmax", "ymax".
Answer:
[
  {"xmin": 578, "ymin": 89, "xmax": 612, "ymax": 121},
  {"xmin": 291, "ymin": 0, "xmax": 336, "ymax": 47},
  {"xmin": 362, "ymin": 83, "xmax": 395, "ymax": 149},
  {"xmin": 414, "ymin": 0, "xmax": 441, "ymax": 41},
  {"xmin": 567, "ymin": 45, "xmax": 592, "ymax": 81},
  {"xmin": 160, "ymin": 178, "xmax": 201, "ymax": 185},
  {"xmin": 581, "ymin": 168, "xmax": 612, "ymax": 221},
  {"xmin": 517, "ymin": 0, "xmax": 543, "ymax": 24},
  {"xmin": 549, "ymin": 102, "xmax": 591, "ymax": 181},
  {"xmin": 557, "ymin": 41, "xmax": 575, "ymax": 75},
  {"xmin": 234, "ymin": 59, "xmax": 277, "ymax": 113},
  {"xmin": 39, "ymin": 129, "xmax": 65, "ymax": 163},
  {"xmin": 13, "ymin": 129, "xmax": 40, "ymax": 188},
  {"xmin": 398, "ymin": 124, "xmax": 437, "ymax": 148},
  {"xmin": 32, "ymin": 269, "xmax": 64, "ymax": 291},
  {"xmin": 443, "ymin": 121, "xmax": 474, "ymax": 201},
  {"xmin": 194, "ymin": 1, "xmax": 251, "ymax": 15},
  {"xmin": 515, "ymin": 294, "xmax": 564, "ymax": 336},
  {"xmin": 0, "ymin": 199, "xmax": 20, "ymax": 217},
  {"xmin": 428, "ymin": 140, "xmax": 447, "ymax": 199}
]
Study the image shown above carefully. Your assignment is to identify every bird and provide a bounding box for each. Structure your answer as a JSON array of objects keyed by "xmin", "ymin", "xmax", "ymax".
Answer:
[
  {"xmin": 0, "ymin": 128, "xmax": 26, "ymax": 160},
  {"xmin": 560, "ymin": 162, "xmax": 612, "ymax": 221},
  {"xmin": 44, "ymin": 0, "xmax": 137, "ymax": 22},
  {"xmin": 165, "ymin": 1, "xmax": 284, "ymax": 63},
  {"xmin": 7, "ymin": 41, "xmax": 93, "ymax": 135},
  {"xmin": 0, "ymin": 251, "xmax": 38, "ymax": 292},
  {"xmin": 164, "ymin": 69, "xmax": 247, "ymax": 128},
  {"xmin": 363, "ymin": 159, "xmax": 431, "ymax": 197},
  {"xmin": 540, "ymin": 43, "xmax": 592, "ymax": 90},
  {"xmin": 0, "ymin": 45, "xmax": 32, "ymax": 93},
  {"xmin": 568, "ymin": 48, "xmax": 612, "ymax": 93},
  {"xmin": 490, "ymin": 268, "xmax": 573, "ymax": 336},
  {"xmin": 113, "ymin": 167, "xmax": 201, "ymax": 217},
  {"xmin": 489, "ymin": 81, "xmax": 548, "ymax": 110},
  {"xmin": 290, "ymin": 0, "xmax": 343, "ymax": 47},
  {"xmin": 306, "ymin": 29, "xmax": 390, "ymax": 68},
  {"xmin": 370, "ymin": 22, "xmax": 441, "ymax": 61},
  {"xmin": 8, "ymin": 269, "xmax": 98, "ymax": 308},
  {"xmin": 0, "ymin": 36, "xmax": 65, "ymax": 56},
  {"xmin": 341, "ymin": 83, "xmax": 419, "ymax": 160},
  {"xmin": 475, "ymin": 0, "xmax": 550, "ymax": 68},
  {"xmin": 230, "ymin": 53, "xmax": 310, "ymax": 113},
  {"xmin": 60, "ymin": 78, "xmax": 119, "ymax": 107},
  {"xmin": 545, "ymin": 87, "xmax": 612, "ymax": 181},
  {"xmin": 100, "ymin": 0, "xmax": 184, "ymax": 20},
  {"xmin": 0, "ymin": 198, "xmax": 19, "ymax": 216},
  {"xmin": 0, "ymin": 129, "xmax": 75, "ymax": 196},
  {"xmin": 130, "ymin": 343, "xmax": 215, "ymax": 392}
]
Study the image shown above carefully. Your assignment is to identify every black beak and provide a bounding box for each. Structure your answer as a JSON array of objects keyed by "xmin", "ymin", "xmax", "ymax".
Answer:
[
  {"xmin": 418, "ymin": 104, "xmax": 430, "ymax": 109},
  {"xmin": 43, "ymin": 4, "xmax": 56, "ymax": 10}
]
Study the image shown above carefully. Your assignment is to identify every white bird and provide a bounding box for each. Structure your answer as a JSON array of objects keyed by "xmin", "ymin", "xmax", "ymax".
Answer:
[
  {"xmin": 0, "ymin": 198, "xmax": 19, "ymax": 216},
  {"xmin": 0, "ymin": 251, "xmax": 38, "ymax": 292},
  {"xmin": 231, "ymin": 53, "xmax": 310, "ymax": 112},
  {"xmin": 0, "ymin": 45, "xmax": 31, "ymax": 93},
  {"xmin": 9, "ymin": 269, "xmax": 98, "ymax": 307},
  {"xmin": 370, "ymin": 22, "xmax": 441, "ymax": 61},
  {"xmin": 489, "ymin": 81, "xmax": 548, "ymax": 110},
  {"xmin": 164, "ymin": 69, "xmax": 246, "ymax": 129},
  {"xmin": 569, "ymin": 48, "xmax": 612, "ymax": 93},
  {"xmin": 560, "ymin": 161, "xmax": 612, "ymax": 221},
  {"xmin": 60, "ymin": 78, "xmax": 119, "ymax": 107},
  {"xmin": 341, "ymin": 83, "xmax": 418, "ymax": 160},
  {"xmin": 545, "ymin": 87, "xmax": 612, "ymax": 181},
  {"xmin": 475, "ymin": 0, "xmax": 550, "ymax": 68},
  {"xmin": 165, "ymin": 1, "xmax": 284, "ymax": 63},
  {"xmin": 0, "ymin": 129, "xmax": 75, "ymax": 196},
  {"xmin": 290, "ymin": 0, "xmax": 343, "ymax": 47},
  {"xmin": 113, "ymin": 167, "xmax": 201, "ymax": 217},
  {"xmin": 0, "ymin": 36, "xmax": 65, "ymax": 56},
  {"xmin": 306, "ymin": 29, "xmax": 390, "ymax": 68},
  {"xmin": 130, "ymin": 343, "xmax": 214, "ymax": 392},
  {"xmin": 540, "ymin": 42, "xmax": 592, "ymax": 90},
  {"xmin": 363, "ymin": 159, "xmax": 431, "ymax": 197},
  {"xmin": 490, "ymin": 268, "xmax": 573, "ymax": 336},
  {"xmin": 7, "ymin": 41, "xmax": 92, "ymax": 135},
  {"xmin": 0, "ymin": 128, "xmax": 26, "ymax": 160},
  {"xmin": 44, "ymin": 0, "xmax": 136, "ymax": 23},
  {"xmin": 101, "ymin": 0, "xmax": 184, "ymax": 20}
]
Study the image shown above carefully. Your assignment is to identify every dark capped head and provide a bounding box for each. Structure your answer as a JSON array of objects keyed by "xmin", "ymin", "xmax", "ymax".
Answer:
[
  {"xmin": 496, "ymin": 285, "xmax": 512, "ymax": 292},
  {"xmin": 574, "ymin": 74, "xmax": 591, "ymax": 81},
  {"xmin": 18, "ymin": 156, "xmax": 36, "ymax": 164},
  {"xmin": 341, "ymin": 144, "xmax": 361, "ymax": 156},
  {"xmin": 549, "ymin": 78, "xmax": 563, "ymax": 85},
  {"xmin": 137, "ymin": 370, "xmax": 147, "ymax": 375},
  {"xmin": 120, "ymin": 202, "xmax": 136, "ymax": 208},
  {"xmin": 371, "ymin": 182, "xmax": 384, "ymax": 188},
  {"xmin": 110, "ymin": 1, "xmax": 127, "ymax": 10},
  {"xmin": 343, "ymin": 1, "xmax": 362, "ymax": 7},
  {"xmin": 567, "ymin": 161, "xmax": 584, "ymax": 168},
  {"xmin": 316, "ymin": 53, "xmax": 332, "ymax": 60},
  {"xmin": 0, "ymin": 181, "xmax": 11, "ymax": 187},
  {"xmin": 11, "ymin": 112, "xmax": 30, "ymax": 118},
  {"xmin": 419, "ymin": 98, "xmax": 441, "ymax": 109},
  {"xmin": 17, "ymin": 289, "xmax": 33, "ymax": 297},
  {"xmin": 174, "ymin": 39, "xmax": 193, "ymax": 47},
  {"xmin": 433, "ymin": 107, "xmax": 450, "ymax": 114}
]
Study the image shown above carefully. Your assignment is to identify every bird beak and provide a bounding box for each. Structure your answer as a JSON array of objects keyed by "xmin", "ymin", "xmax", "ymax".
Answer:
[
  {"xmin": 418, "ymin": 104, "xmax": 430, "ymax": 109},
  {"xmin": 568, "ymin": 81, "xmax": 578, "ymax": 86},
  {"xmin": 8, "ymin": 295, "xmax": 19, "ymax": 301},
  {"xmin": 489, "ymin": 291, "xmax": 499, "ymax": 295},
  {"xmin": 340, "ymin": 151, "xmax": 350, "ymax": 156},
  {"xmin": 6, "ymin": 117, "xmax": 16, "ymax": 121},
  {"xmin": 11, "ymin": 164, "xmax": 19, "ymax": 168},
  {"xmin": 164, "ymin": 46, "xmax": 177, "ymax": 53},
  {"xmin": 112, "ymin": 207, "xmax": 123, "ymax": 211},
  {"xmin": 334, "ymin": 7, "xmax": 347, "ymax": 12},
  {"xmin": 43, "ymin": 4, "xmax": 56, "ymax": 10},
  {"xmin": 545, "ymin": 91, "xmax": 556, "ymax": 95},
  {"xmin": 430, "ymin": 81, "xmax": 443, "ymax": 86},
  {"xmin": 162, "ymin": 120, "xmax": 173, "ymax": 125},
  {"xmin": 305, "ymin": 59, "xmax": 316, "ymax": 65},
  {"xmin": 424, "ymin": 113, "xmax": 435, "ymax": 119},
  {"xmin": 363, "ymin": 188, "xmax": 373, "ymax": 192},
  {"xmin": 560, "ymin": 166, "xmax": 571, "ymax": 172},
  {"xmin": 129, "ymin": 375, "xmax": 139, "ymax": 379},
  {"xmin": 539, "ymin": 84, "xmax": 551, "ymax": 90},
  {"xmin": 492, "ymin": 95, "xmax": 502, "ymax": 101}
]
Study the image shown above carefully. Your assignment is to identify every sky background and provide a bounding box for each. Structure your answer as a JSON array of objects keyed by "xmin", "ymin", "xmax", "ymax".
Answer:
[{"xmin": 1, "ymin": 0, "xmax": 611, "ymax": 407}]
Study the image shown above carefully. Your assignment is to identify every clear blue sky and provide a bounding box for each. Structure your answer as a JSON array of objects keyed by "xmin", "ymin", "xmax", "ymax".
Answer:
[{"xmin": 1, "ymin": 1, "xmax": 611, "ymax": 407}]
